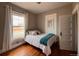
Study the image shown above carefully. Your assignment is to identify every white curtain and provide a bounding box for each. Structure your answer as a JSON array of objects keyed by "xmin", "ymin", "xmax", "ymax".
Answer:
[
  {"xmin": 2, "ymin": 5, "xmax": 28, "ymax": 52},
  {"xmin": 2, "ymin": 5, "xmax": 13, "ymax": 52}
]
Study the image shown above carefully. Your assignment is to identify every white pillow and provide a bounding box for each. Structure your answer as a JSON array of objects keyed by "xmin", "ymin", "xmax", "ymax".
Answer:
[
  {"xmin": 28, "ymin": 30, "xmax": 41, "ymax": 35},
  {"xmin": 29, "ymin": 31, "xmax": 36, "ymax": 35}
]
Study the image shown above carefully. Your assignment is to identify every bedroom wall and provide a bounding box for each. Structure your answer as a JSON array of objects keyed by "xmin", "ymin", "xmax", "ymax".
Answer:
[
  {"xmin": 0, "ymin": 5, "xmax": 6, "ymax": 51},
  {"xmin": 78, "ymin": 6, "xmax": 79, "ymax": 55},
  {"xmin": 37, "ymin": 4, "xmax": 72, "ymax": 34},
  {"xmin": 28, "ymin": 12, "xmax": 37, "ymax": 30}
]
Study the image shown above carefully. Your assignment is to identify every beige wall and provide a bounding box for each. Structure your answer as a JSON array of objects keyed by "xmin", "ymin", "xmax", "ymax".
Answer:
[
  {"xmin": 28, "ymin": 12, "xmax": 37, "ymax": 30},
  {"xmin": 78, "ymin": 7, "xmax": 79, "ymax": 55},
  {"xmin": 37, "ymin": 4, "xmax": 72, "ymax": 34},
  {"xmin": 0, "ymin": 5, "xmax": 6, "ymax": 50}
]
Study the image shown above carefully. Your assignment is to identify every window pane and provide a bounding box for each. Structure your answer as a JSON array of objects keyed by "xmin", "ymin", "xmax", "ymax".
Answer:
[
  {"xmin": 13, "ymin": 15, "xmax": 25, "ymax": 26},
  {"xmin": 12, "ymin": 13, "xmax": 25, "ymax": 40}
]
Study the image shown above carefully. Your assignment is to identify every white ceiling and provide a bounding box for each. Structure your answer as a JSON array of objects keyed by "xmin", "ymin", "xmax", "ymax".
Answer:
[{"xmin": 12, "ymin": 2, "xmax": 71, "ymax": 14}]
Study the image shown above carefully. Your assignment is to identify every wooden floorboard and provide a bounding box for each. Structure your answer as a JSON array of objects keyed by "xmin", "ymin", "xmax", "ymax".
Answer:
[{"xmin": 0, "ymin": 43, "xmax": 77, "ymax": 56}]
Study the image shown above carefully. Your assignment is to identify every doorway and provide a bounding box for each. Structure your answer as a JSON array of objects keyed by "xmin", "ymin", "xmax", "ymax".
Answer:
[{"xmin": 59, "ymin": 15, "xmax": 73, "ymax": 51}]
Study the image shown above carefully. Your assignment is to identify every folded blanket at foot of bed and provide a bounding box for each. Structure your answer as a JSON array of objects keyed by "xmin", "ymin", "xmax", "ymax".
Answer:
[{"xmin": 40, "ymin": 33, "xmax": 55, "ymax": 46}]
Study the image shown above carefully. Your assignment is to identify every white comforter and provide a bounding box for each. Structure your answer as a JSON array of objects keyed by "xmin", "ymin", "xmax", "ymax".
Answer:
[{"xmin": 25, "ymin": 34, "xmax": 57, "ymax": 55}]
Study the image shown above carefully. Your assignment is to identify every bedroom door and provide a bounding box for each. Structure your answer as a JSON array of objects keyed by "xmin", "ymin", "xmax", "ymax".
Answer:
[{"xmin": 59, "ymin": 15, "xmax": 73, "ymax": 51}]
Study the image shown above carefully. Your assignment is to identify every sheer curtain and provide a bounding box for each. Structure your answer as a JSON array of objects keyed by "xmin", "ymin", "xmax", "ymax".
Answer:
[
  {"xmin": 2, "ymin": 5, "xmax": 28, "ymax": 52},
  {"xmin": 2, "ymin": 5, "xmax": 13, "ymax": 52}
]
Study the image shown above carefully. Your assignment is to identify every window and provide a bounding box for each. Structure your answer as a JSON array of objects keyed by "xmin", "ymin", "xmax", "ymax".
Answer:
[
  {"xmin": 45, "ymin": 14, "xmax": 57, "ymax": 34},
  {"xmin": 12, "ymin": 11, "xmax": 25, "ymax": 40},
  {"xmin": 13, "ymin": 15, "xmax": 25, "ymax": 27}
]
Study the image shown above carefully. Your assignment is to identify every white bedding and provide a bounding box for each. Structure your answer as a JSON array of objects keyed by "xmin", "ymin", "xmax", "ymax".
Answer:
[{"xmin": 25, "ymin": 34, "xmax": 57, "ymax": 55}]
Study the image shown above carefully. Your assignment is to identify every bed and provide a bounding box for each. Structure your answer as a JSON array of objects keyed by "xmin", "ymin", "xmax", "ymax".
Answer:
[{"xmin": 25, "ymin": 30, "xmax": 58, "ymax": 55}]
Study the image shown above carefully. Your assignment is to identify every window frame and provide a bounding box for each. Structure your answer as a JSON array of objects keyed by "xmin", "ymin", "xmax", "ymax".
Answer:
[{"xmin": 11, "ymin": 11, "xmax": 26, "ymax": 40}]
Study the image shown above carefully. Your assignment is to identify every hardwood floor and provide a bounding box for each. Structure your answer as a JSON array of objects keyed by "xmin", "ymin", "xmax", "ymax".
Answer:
[{"xmin": 0, "ymin": 43, "xmax": 77, "ymax": 56}]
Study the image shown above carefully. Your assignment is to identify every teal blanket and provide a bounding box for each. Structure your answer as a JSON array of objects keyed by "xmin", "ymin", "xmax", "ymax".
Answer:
[{"xmin": 40, "ymin": 33, "xmax": 55, "ymax": 46}]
